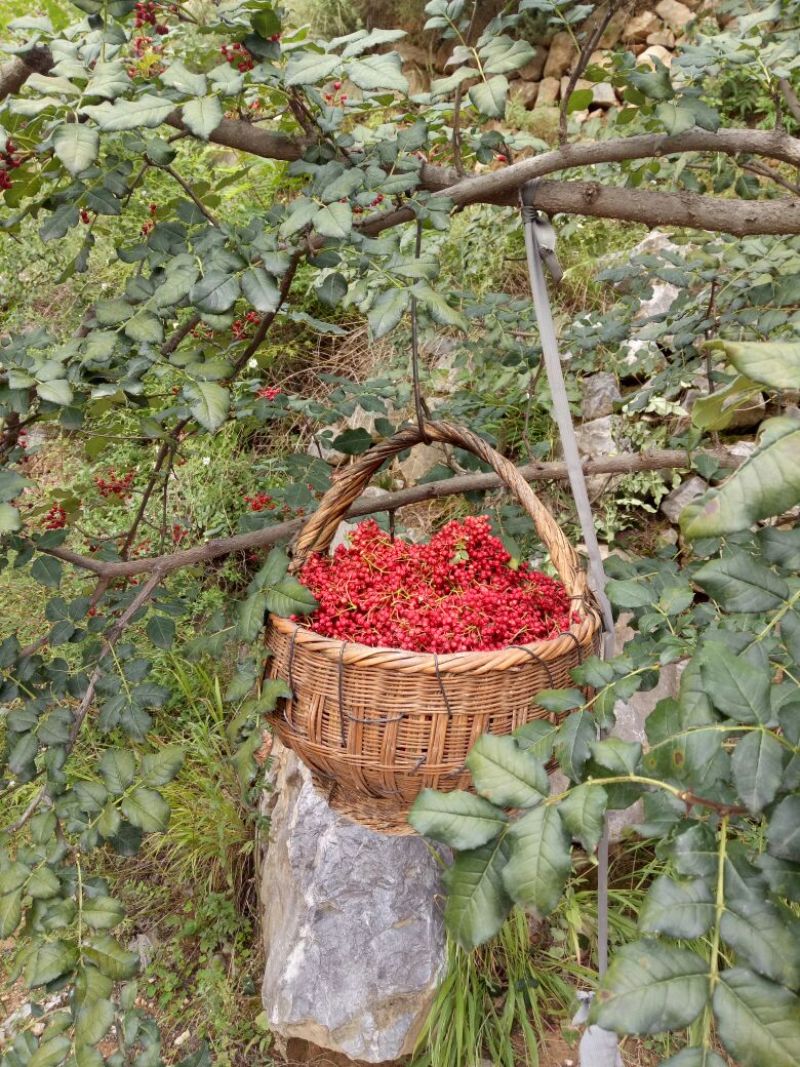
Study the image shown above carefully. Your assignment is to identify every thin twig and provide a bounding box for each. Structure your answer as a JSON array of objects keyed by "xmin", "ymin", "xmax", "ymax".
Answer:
[
  {"xmin": 163, "ymin": 165, "xmax": 221, "ymax": 226},
  {"xmin": 559, "ymin": 0, "xmax": 622, "ymax": 145}
]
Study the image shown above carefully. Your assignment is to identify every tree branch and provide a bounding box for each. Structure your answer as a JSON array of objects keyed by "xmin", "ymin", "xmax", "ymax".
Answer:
[
  {"xmin": 559, "ymin": 0, "xmax": 623, "ymax": 145},
  {"xmin": 779, "ymin": 78, "xmax": 800, "ymax": 125},
  {"xmin": 40, "ymin": 446, "xmax": 742, "ymax": 581}
]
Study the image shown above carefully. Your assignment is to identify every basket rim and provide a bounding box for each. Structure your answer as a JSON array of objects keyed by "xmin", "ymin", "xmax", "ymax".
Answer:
[{"xmin": 267, "ymin": 608, "xmax": 601, "ymax": 675}]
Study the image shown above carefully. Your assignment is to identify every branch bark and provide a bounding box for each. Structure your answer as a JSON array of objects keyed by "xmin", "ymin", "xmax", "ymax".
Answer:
[{"xmin": 40, "ymin": 446, "xmax": 742, "ymax": 581}]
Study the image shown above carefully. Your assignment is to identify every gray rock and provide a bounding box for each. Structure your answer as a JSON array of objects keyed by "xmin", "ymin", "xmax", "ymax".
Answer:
[
  {"xmin": 582, "ymin": 373, "xmax": 621, "ymax": 421},
  {"xmin": 623, "ymin": 11, "xmax": 662, "ymax": 41},
  {"xmin": 660, "ymin": 475, "xmax": 708, "ymax": 523},
  {"xmin": 536, "ymin": 75, "xmax": 561, "ymax": 107},
  {"xmin": 574, "ymin": 416, "xmax": 617, "ymax": 459},
  {"xmin": 544, "ymin": 31, "xmax": 578, "ymax": 79},
  {"xmin": 261, "ymin": 747, "xmax": 446, "ymax": 1063},
  {"xmin": 638, "ymin": 43, "xmax": 674, "ymax": 67},
  {"xmin": 330, "ymin": 487, "xmax": 390, "ymax": 553},
  {"xmin": 509, "ymin": 79, "xmax": 540, "ymax": 108},
  {"xmin": 396, "ymin": 441, "xmax": 450, "ymax": 485},
  {"xmin": 655, "ymin": 0, "xmax": 694, "ymax": 30},
  {"xmin": 635, "ymin": 281, "xmax": 680, "ymax": 321}
]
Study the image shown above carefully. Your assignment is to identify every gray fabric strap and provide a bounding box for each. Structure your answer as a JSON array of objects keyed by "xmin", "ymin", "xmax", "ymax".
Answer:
[{"xmin": 520, "ymin": 182, "xmax": 616, "ymax": 1002}]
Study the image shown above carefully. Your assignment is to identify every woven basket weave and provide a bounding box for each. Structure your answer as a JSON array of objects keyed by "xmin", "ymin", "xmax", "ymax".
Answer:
[{"xmin": 264, "ymin": 420, "xmax": 600, "ymax": 832}]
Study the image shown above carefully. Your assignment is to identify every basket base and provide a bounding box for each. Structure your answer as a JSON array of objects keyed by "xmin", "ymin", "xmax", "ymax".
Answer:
[{"xmin": 310, "ymin": 772, "xmax": 418, "ymax": 836}]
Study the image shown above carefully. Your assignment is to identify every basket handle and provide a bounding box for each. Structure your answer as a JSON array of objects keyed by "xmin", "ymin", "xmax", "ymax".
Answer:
[{"xmin": 292, "ymin": 420, "xmax": 587, "ymax": 603}]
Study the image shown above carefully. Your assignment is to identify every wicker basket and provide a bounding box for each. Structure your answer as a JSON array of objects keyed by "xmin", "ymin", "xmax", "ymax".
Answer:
[{"xmin": 264, "ymin": 420, "xmax": 601, "ymax": 832}]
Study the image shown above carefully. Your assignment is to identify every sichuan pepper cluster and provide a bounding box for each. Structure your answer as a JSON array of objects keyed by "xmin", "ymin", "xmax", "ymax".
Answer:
[{"xmin": 297, "ymin": 516, "xmax": 575, "ymax": 654}]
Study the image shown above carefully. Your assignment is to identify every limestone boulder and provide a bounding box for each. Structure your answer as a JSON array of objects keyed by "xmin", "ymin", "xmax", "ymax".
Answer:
[
  {"xmin": 623, "ymin": 11, "xmax": 662, "ymax": 41},
  {"xmin": 261, "ymin": 747, "xmax": 446, "ymax": 1063},
  {"xmin": 509, "ymin": 79, "xmax": 539, "ymax": 109},
  {"xmin": 660, "ymin": 475, "xmax": 708, "ymax": 523},
  {"xmin": 638, "ymin": 43, "xmax": 674, "ymax": 67},
  {"xmin": 582, "ymin": 372, "xmax": 621, "ymax": 421},
  {"xmin": 544, "ymin": 31, "xmax": 578, "ymax": 79},
  {"xmin": 536, "ymin": 76, "xmax": 561, "ymax": 106},
  {"xmin": 514, "ymin": 45, "xmax": 547, "ymax": 82},
  {"xmin": 655, "ymin": 0, "xmax": 694, "ymax": 31}
]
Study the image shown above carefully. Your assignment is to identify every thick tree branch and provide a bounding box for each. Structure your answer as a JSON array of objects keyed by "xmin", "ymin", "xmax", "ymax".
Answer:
[{"xmin": 40, "ymin": 446, "xmax": 742, "ymax": 581}]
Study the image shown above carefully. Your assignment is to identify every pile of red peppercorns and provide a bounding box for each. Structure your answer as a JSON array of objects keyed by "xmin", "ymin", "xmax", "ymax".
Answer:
[
  {"xmin": 134, "ymin": 1, "xmax": 168, "ymax": 33},
  {"xmin": 297, "ymin": 516, "xmax": 575, "ymax": 654},
  {"xmin": 43, "ymin": 503, "xmax": 67, "ymax": 530}
]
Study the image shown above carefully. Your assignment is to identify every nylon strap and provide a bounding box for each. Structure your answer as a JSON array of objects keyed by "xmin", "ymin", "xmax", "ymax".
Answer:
[{"xmin": 520, "ymin": 181, "xmax": 615, "ymax": 988}]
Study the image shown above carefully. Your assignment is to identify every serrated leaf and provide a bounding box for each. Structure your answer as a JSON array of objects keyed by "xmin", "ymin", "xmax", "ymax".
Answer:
[
  {"xmin": 82, "ymin": 896, "xmax": 125, "ymax": 930},
  {"xmin": 31, "ymin": 555, "xmax": 63, "ymax": 588},
  {"xmin": 146, "ymin": 614, "xmax": 175, "ymax": 649},
  {"xmin": 502, "ymin": 805, "xmax": 571, "ymax": 916},
  {"xmin": 553, "ymin": 709, "xmax": 595, "ymax": 780},
  {"xmin": 81, "ymin": 93, "xmax": 174, "ymax": 131},
  {"xmin": 347, "ymin": 54, "xmax": 408, "ymax": 92},
  {"xmin": 27, "ymin": 866, "xmax": 61, "ymax": 900},
  {"xmin": 567, "ymin": 88, "xmax": 593, "ymax": 113},
  {"xmin": 242, "ymin": 267, "xmax": 280, "ymax": 313},
  {"xmin": 284, "ymin": 52, "xmax": 340, "ymax": 87},
  {"xmin": 468, "ymin": 74, "xmax": 508, "ymax": 118},
  {"xmin": 639, "ymin": 875, "xmax": 714, "ymax": 938},
  {"xmin": 656, "ymin": 102, "xmax": 696, "ymax": 134},
  {"xmin": 141, "ymin": 745, "xmax": 184, "ymax": 786},
  {"xmin": 465, "ymin": 734, "xmax": 548, "ymax": 808},
  {"xmin": 99, "ymin": 749, "xmax": 136, "ymax": 794},
  {"xmin": 592, "ymin": 941, "xmax": 708, "ymax": 1034},
  {"xmin": 713, "ymin": 968, "xmax": 800, "ymax": 1067},
  {"xmin": 691, "ymin": 375, "xmax": 761, "ymax": 432},
  {"xmin": 732, "ymin": 729, "xmax": 785, "ymax": 813},
  {"xmin": 559, "ymin": 783, "xmax": 607, "ymax": 853},
  {"xmin": 53, "ymin": 125, "xmax": 99, "ymax": 176},
  {"xmin": 187, "ymin": 382, "xmax": 229, "ymax": 432},
  {"xmin": 75, "ymin": 997, "xmax": 114, "ymax": 1046},
  {"xmin": 482, "ymin": 38, "xmax": 535, "ymax": 75},
  {"xmin": 0, "ymin": 502, "xmax": 21, "ymax": 532},
  {"xmin": 699, "ymin": 645, "xmax": 770, "ymax": 725},
  {"xmin": 368, "ymin": 288, "xmax": 409, "ymax": 339},
  {"xmin": 314, "ymin": 201, "xmax": 352, "ymax": 239},
  {"xmin": 0, "ymin": 890, "xmax": 22, "ymax": 937},
  {"xmin": 768, "ymin": 795, "xmax": 800, "ymax": 861},
  {"xmin": 694, "ymin": 552, "xmax": 789, "ymax": 612},
  {"xmin": 264, "ymin": 577, "xmax": 318, "ymax": 617},
  {"xmin": 190, "ymin": 270, "xmax": 240, "ymax": 313},
  {"xmin": 182, "ymin": 95, "xmax": 222, "ymax": 139},
  {"xmin": 408, "ymin": 789, "xmax": 507, "ymax": 849},
  {"xmin": 28, "ymin": 1035, "xmax": 71, "ymax": 1067},
  {"xmin": 710, "ymin": 340, "xmax": 800, "ymax": 391},
  {"xmin": 37, "ymin": 379, "xmax": 73, "ymax": 405},
  {"xmin": 238, "ymin": 590, "xmax": 268, "ymax": 641},
  {"xmin": 606, "ymin": 578, "xmax": 655, "ymax": 609},
  {"xmin": 83, "ymin": 936, "xmax": 139, "ymax": 980},
  {"xmin": 121, "ymin": 787, "xmax": 170, "ymax": 832},
  {"xmin": 124, "ymin": 310, "xmax": 164, "ymax": 344},
  {"xmin": 672, "ymin": 823, "xmax": 718, "ymax": 878},
  {"xmin": 721, "ymin": 896, "xmax": 800, "ymax": 989},
  {"xmin": 27, "ymin": 940, "xmax": 78, "ymax": 987},
  {"xmin": 660, "ymin": 1050, "xmax": 726, "ymax": 1067},
  {"xmin": 161, "ymin": 60, "xmax": 207, "ymax": 97},
  {"xmin": 682, "ymin": 418, "xmax": 800, "ymax": 538},
  {"xmin": 443, "ymin": 835, "xmax": 512, "ymax": 950}
]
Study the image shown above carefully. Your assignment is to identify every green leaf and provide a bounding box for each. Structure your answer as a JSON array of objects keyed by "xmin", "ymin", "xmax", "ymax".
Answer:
[
  {"xmin": 592, "ymin": 941, "xmax": 708, "ymax": 1034},
  {"xmin": 468, "ymin": 74, "xmax": 508, "ymax": 118},
  {"xmin": 0, "ymin": 890, "xmax": 22, "ymax": 937},
  {"xmin": 638, "ymin": 875, "xmax": 714, "ymax": 938},
  {"xmin": 482, "ymin": 38, "xmax": 535, "ymax": 75},
  {"xmin": 100, "ymin": 749, "xmax": 136, "ymax": 794},
  {"xmin": 264, "ymin": 577, "xmax": 318, "ymax": 617},
  {"xmin": 314, "ymin": 201, "xmax": 352, "ymax": 239},
  {"xmin": 124, "ymin": 310, "xmax": 164, "ymax": 344},
  {"xmin": 465, "ymin": 734, "xmax": 548, "ymax": 808},
  {"xmin": 182, "ymin": 95, "xmax": 223, "ymax": 139},
  {"xmin": 589, "ymin": 737, "xmax": 642, "ymax": 775},
  {"xmin": 31, "ymin": 556, "xmax": 62, "ymax": 588},
  {"xmin": 252, "ymin": 7, "xmax": 281, "ymax": 37},
  {"xmin": 75, "ymin": 997, "xmax": 114, "ymax": 1046},
  {"xmin": 408, "ymin": 789, "xmax": 507, "ymax": 849},
  {"xmin": 672, "ymin": 823, "xmax": 718, "ymax": 878},
  {"xmin": 694, "ymin": 552, "xmax": 789, "ymax": 612},
  {"xmin": 661, "ymin": 1050, "xmax": 726, "ymax": 1067},
  {"xmin": 29, "ymin": 1036, "xmax": 72, "ymax": 1067},
  {"xmin": 768, "ymin": 795, "xmax": 800, "ymax": 861},
  {"xmin": 558, "ymin": 783, "xmax": 607, "ymax": 853},
  {"xmin": 713, "ymin": 968, "xmax": 800, "ymax": 1067},
  {"xmin": 567, "ymin": 88, "xmax": 593, "ymax": 113},
  {"xmin": 502, "ymin": 805, "xmax": 571, "ymax": 917},
  {"xmin": 699, "ymin": 645, "xmax": 770, "ymax": 725},
  {"xmin": 190, "ymin": 270, "xmax": 241, "ymax": 313},
  {"xmin": 553, "ymin": 709, "xmax": 595, "ymax": 780},
  {"xmin": 656, "ymin": 102, "xmax": 696, "ymax": 134},
  {"xmin": 242, "ymin": 267, "xmax": 280, "ymax": 313},
  {"xmin": 606, "ymin": 578, "xmax": 655, "ymax": 609},
  {"xmin": 121, "ymin": 787, "xmax": 170, "ymax": 832},
  {"xmin": 368, "ymin": 288, "xmax": 409, "ymax": 339},
  {"xmin": 709, "ymin": 339, "xmax": 800, "ymax": 391},
  {"xmin": 27, "ymin": 940, "xmax": 79, "ymax": 987},
  {"xmin": 731, "ymin": 729, "xmax": 785, "ymax": 813},
  {"xmin": 316, "ymin": 272, "xmax": 348, "ymax": 306},
  {"xmin": 37, "ymin": 379, "xmax": 73, "ymax": 405},
  {"xmin": 81, "ymin": 93, "xmax": 174, "ymax": 131},
  {"xmin": 187, "ymin": 382, "xmax": 229, "ymax": 432},
  {"xmin": 691, "ymin": 375, "xmax": 761, "ymax": 432},
  {"xmin": 83, "ymin": 936, "xmax": 139, "ymax": 980},
  {"xmin": 53, "ymin": 125, "xmax": 99, "ymax": 176},
  {"xmin": 535, "ymin": 688, "xmax": 584, "ymax": 713},
  {"xmin": 27, "ymin": 866, "xmax": 61, "ymax": 899},
  {"xmin": 82, "ymin": 896, "xmax": 125, "ymax": 930},
  {"xmin": 347, "ymin": 54, "xmax": 408, "ymax": 92},
  {"xmin": 443, "ymin": 836, "xmax": 513, "ymax": 950},
  {"xmin": 141, "ymin": 745, "xmax": 184, "ymax": 786},
  {"xmin": 721, "ymin": 897, "xmax": 800, "ymax": 989},
  {"xmin": 0, "ymin": 503, "xmax": 21, "ymax": 532},
  {"xmin": 238, "ymin": 590, "xmax": 268, "ymax": 641},
  {"xmin": 682, "ymin": 418, "xmax": 800, "ymax": 538},
  {"xmin": 284, "ymin": 52, "xmax": 340, "ymax": 87},
  {"xmin": 161, "ymin": 59, "xmax": 207, "ymax": 97}
]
